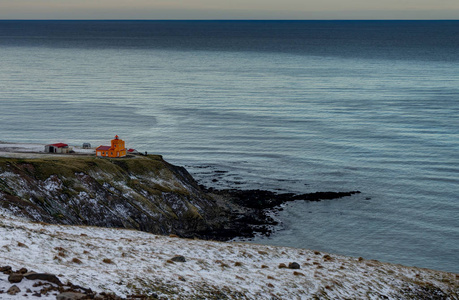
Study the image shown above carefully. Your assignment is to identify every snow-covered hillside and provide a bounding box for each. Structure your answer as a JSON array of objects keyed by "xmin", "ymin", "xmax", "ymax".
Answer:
[{"xmin": 1, "ymin": 210, "xmax": 457, "ymax": 299}]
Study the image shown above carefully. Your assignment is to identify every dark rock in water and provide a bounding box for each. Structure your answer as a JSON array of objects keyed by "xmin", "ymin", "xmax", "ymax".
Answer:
[
  {"xmin": 7, "ymin": 285, "xmax": 21, "ymax": 295},
  {"xmin": 217, "ymin": 189, "xmax": 360, "ymax": 209},
  {"xmin": 171, "ymin": 255, "xmax": 186, "ymax": 262},
  {"xmin": 200, "ymin": 188, "xmax": 361, "ymax": 240},
  {"xmin": 288, "ymin": 262, "xmax": 301, "ymax": 269},
  {"xmin": 24, "ymin": 273, "xmax": 62, "ymax": 285},
  {"xmin": 8, "ymin": 273, "xmax": 23, "ymax": 283}
]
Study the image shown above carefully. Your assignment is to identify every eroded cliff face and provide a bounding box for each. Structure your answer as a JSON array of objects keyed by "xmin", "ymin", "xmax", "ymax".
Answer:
[{"xmin": 0, "ymin": 155, "xmax": 231, "ymax": 238}]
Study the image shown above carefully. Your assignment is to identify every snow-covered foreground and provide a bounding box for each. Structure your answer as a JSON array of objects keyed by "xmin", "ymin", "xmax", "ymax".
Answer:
[{"xmin": 0, "ymin": 211, "xmax": 457, "ymax": 299}]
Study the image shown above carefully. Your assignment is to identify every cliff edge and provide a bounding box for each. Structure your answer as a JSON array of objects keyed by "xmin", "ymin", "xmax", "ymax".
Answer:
[{"xmin": 0, "ymin": 155, "xmax": 358, "ymax": 240}]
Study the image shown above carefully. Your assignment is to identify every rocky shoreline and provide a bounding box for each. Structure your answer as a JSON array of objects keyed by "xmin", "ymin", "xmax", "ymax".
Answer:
[
  {"xmin": 195, "ymin": 187, "xmax": 361, "ymax": 240},
  {"xmin": 0, "ymin": 154, "xmax": 360, "ymax": 243}
]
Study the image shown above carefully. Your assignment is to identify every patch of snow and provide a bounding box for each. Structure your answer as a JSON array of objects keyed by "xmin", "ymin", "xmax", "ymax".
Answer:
[
  {"xmin": 72, "ymin": 147, "xmax": 95, "ymax": 154},
  {"xmin": 0, "ymin": 273, "xmax": 60, "ymax": 300},
  {"xmin": 42, "ymin": 175, "xmax": 63, "ymax": 192},
  {"xmin": 0, "ymin": 215, "xmax": 457, "ymax": 299}
]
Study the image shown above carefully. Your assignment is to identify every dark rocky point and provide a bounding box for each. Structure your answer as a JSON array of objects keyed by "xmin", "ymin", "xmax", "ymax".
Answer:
[{"xmin": 0, "ymin": 156, "xmax": 360, "ymax": 242}]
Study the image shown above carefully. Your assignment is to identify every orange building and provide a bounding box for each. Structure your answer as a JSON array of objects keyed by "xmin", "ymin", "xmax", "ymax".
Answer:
[{"xmin": 96, "ymin": 135, "xmax": 127, "ymax": 158}]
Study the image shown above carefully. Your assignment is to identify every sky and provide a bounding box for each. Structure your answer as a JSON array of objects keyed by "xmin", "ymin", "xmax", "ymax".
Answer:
[{"xmin": 0, "ymin": 0, "xmax": 458, "ymax": 20}]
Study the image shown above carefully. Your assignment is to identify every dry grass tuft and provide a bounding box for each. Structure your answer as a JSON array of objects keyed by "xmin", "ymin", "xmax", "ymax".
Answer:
[
  {"xmin": 72, "ymin": 258, "xmax": 82, "ymax": 264},
  {"xmin": 234, "ymin": 262, "xmax": 243, "ymax": 267},
  {"xmin": 267, "ymin": 276, "xmax": 275, "ymax": 280},
  {"xmin": 215, "ymin": 260, "xmax": 230, "ymax": 268},
  {"xmin": 258, "ymin": 250, "xmax": 268, "ymax": 255},
  {"xmin": 314, "ymin": 251, "xmax": 321, "ymax": 255},
  {"xmin": 58, "ymin": 252, "xmax": 66, "ymax": 257},
  {"xmin": 293, "ymin": 271, "xmax": 305, "ymax": 276},
  {"xmin": 17, "ymin": 242, "xmax": 28, "ymax": 248},
  {"xmin": 323, "ymin": 254, "xmax": 333, "ymax": 262},
  {"xmin": 102, "ymin": 258, "xmax": 113, "ymax": 264},
  {"xmin": 278, "ymin": 263, "xmax": 288, "ymax": 269},
  {"xmin": 261, "ymin": 265, "xmax": 269, "ymax": 269}
]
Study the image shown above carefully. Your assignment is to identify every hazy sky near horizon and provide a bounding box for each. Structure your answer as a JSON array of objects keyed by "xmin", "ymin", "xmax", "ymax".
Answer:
[{"xmin": 1, "ymin": 0, "xmax": 458, "ymax": 20}]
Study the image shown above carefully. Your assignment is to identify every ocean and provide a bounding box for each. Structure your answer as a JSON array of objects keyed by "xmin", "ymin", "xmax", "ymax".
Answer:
[{"xmin": 0, "ymin": 20, "xmax": 458, "ymax": 273}]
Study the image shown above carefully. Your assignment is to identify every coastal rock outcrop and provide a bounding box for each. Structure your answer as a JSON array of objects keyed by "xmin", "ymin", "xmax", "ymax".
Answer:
[{"xmin": 0, "ymin": 155, "xmax": 359, "ymax": 240}]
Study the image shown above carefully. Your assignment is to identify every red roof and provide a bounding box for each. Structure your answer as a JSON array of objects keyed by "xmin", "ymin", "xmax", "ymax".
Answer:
[
  {"xmin": 96, "ymin": 146, "xmax": 111, "ymax": 151},
  {"xmin": 127, "ymin": 148, "xmax": 136, "ymax": 152},
  {"xmin": 48, "ymin": 143, "xmax": 68, "ymax": 148}
]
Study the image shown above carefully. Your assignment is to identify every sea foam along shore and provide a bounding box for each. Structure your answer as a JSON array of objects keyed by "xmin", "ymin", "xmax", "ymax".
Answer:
[{"xmin": 1, "ymin": 210, "xmax": 458, "ymax": 299}]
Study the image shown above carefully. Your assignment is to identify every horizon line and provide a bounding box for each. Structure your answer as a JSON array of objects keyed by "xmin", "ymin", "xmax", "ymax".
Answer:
[{"xmin": 1, "ymin": 19, "xmax": 458, "ymax": 21}]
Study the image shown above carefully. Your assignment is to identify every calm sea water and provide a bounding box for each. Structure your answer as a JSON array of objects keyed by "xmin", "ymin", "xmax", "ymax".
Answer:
[{"xmin": 0, "ymin": 21, "xmax": 458, "ymax": 273}]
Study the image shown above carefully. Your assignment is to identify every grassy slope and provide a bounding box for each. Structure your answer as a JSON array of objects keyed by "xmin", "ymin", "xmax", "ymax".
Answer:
[{"xmin": 0, "ymin": 155, "xmax": 223, "ymax": 237}]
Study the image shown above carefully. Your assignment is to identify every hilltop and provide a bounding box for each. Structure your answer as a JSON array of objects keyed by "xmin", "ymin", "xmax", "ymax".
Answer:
[
  {"xmin": 0, "ymin": 146, "xmax": 458, "ymax": 299},
  {"xmin": 0, "ymin": 212, "xmax": 458, "ymax": 299},
  {"xmin": 0, "ymin": 152, "xmax": 359, "ymax": 240}
]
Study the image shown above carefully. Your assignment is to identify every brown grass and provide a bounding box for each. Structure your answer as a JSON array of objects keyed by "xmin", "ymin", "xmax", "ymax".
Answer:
[
  {"xmin": 278, "ymin": 263, "xmax": 287, "ymax": 269},
  {"xmin": 72, "ymin": 258, "xmax": 82, "ymax": 264},
  {"xmin": 323, "ymin": 254, "xmax": 333, "ymax": 262},
  {"xmin": 17, "ymin": 242, "xmax": 28, "ymax": 248}
]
